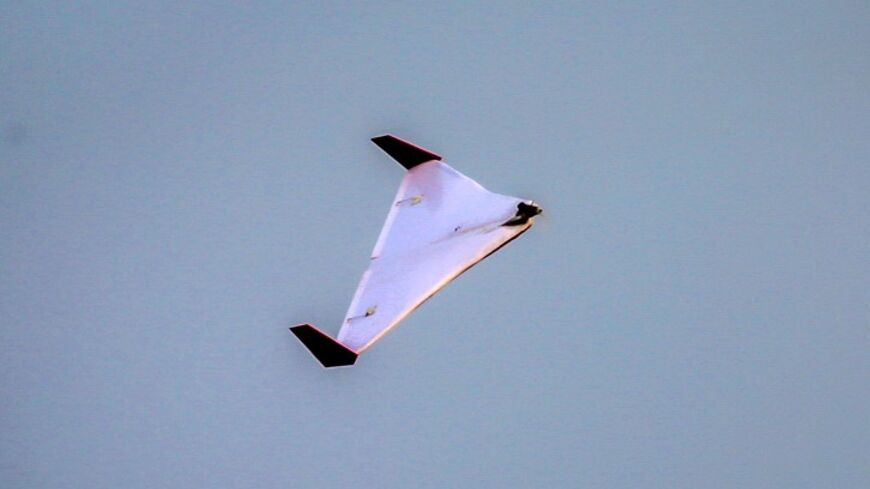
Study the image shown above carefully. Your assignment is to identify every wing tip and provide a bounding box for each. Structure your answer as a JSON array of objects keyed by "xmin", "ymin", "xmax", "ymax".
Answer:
[
  {"xmin": 371, "ymin": 134, "xmax": 441, "ymax": 170},
  {"xmin": 290, "ymin": 324, "xmax": 358, "ymax": 368}
]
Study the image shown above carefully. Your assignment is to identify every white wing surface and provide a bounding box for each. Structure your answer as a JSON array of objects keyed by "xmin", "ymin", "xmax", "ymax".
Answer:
[
  {"xmin": 336, "ymin": 160, "xmax": 531, "ymax": 351},
  {"xmin": 290, "ymin": 135, "xmax": 540, "ymax": 367}
]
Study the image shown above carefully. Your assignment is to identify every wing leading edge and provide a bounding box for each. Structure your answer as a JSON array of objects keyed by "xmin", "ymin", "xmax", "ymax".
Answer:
[{"xmin": 290, "ymin": 135, "xmax": 541, "ymax": 367}]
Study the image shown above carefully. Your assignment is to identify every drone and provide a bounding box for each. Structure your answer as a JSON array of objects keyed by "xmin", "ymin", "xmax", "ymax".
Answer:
[{"xmin": 291, "ymin": 135, "xmax": 542, "ymax": 367}]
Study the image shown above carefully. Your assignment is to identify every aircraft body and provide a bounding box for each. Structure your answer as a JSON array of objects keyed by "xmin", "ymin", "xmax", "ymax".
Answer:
[{"xmin": 290, "ymin": 135, "xmax": 541, "ymax": 367}]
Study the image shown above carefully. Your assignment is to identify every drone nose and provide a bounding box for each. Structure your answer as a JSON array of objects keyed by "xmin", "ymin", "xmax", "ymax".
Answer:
[
  {"xmin": 520, "ymin": 201, "xmax": 542, "ymax": 217},
  {"xmin": 504, "ymin": 201, "xmax": 542, "ymax": 226}
]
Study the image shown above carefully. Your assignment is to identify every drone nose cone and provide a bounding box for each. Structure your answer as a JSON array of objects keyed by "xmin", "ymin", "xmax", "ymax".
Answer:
[
  {"xmin": 504, "ymin": 201, "xmax": 543, "ymax": 226},
  {"xmin": 518, "ymin": 201, "xmax": 542, "ymax": 217}
]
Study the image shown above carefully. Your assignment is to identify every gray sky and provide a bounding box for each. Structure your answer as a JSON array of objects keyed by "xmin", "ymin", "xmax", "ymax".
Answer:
[{"xmin": 1, "ymin": 2, "xmax": 868, "ymax": 488}]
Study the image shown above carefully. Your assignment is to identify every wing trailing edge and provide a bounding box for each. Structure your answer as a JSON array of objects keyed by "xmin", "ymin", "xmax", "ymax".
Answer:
[{"xmin": 371, "ymin": 134, "xmax": 441, "ymax": 170}]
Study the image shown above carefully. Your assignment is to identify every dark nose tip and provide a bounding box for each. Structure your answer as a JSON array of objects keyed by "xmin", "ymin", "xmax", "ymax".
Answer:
[
  {"xmin": 518, "ymin": 201, "xmax": 542, "ymax": 217},
  {"xmin": 503, "ymin": 201, "xmax": 542, "ymax": 226}
]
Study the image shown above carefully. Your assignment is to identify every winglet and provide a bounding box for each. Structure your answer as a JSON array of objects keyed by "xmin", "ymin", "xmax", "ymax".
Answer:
[
  {"xmin": 371, "ymin": 134, "xmax": 442, "ymax": 170},
  {"xmin": 289, "ymin": 324, "xmax": 358, "ymax": 368}
]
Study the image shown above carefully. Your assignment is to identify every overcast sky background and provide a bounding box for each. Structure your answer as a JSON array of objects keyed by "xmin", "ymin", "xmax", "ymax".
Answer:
[{"xmin": 1, "ymin": 2, "xmax": 868, "ymax": 488}]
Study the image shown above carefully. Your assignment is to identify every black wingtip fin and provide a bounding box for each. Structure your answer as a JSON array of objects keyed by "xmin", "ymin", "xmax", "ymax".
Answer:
[
  {"xmin": 289, "ymin": 324, "xmax": 358, "ymax": 368},
  {"xmin": 371, "ymin": 134, "xmax": 442, "ymax": 170}
]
